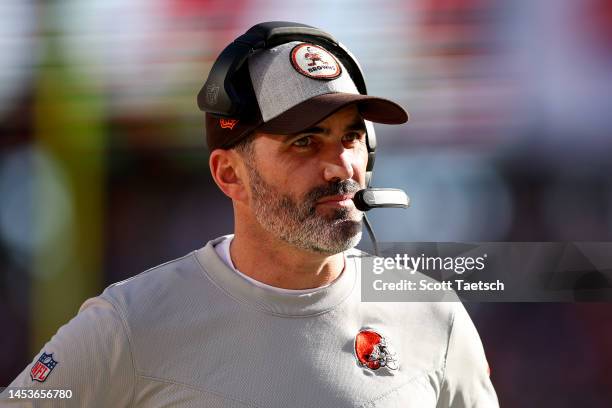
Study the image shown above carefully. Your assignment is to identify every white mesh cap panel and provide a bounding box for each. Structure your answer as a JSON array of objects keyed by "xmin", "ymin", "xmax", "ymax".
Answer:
[{"xmin": 248, "ymin": 41, "xmax": 359, "ymax": 122}]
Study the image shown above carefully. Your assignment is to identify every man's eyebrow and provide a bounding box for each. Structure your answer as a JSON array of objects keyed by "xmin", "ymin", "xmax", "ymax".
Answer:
[
  {"xmin": 285, "ymin": 119, "xmax": 367, "ymax": 140},
  {"xmin": 292, "ymin": 126, "xmax": 327, "ymax": 136}
]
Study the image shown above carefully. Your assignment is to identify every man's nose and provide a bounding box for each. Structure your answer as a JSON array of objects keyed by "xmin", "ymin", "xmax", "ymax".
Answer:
[{"xmin": 323, "ymin": 149, "xmax": 354, "ymax": 182}]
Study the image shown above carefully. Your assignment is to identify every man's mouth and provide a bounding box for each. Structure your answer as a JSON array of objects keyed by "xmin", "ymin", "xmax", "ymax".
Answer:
[{"xmin": 316, "ymin": 194, "xmax": 355, "ymax": 208}]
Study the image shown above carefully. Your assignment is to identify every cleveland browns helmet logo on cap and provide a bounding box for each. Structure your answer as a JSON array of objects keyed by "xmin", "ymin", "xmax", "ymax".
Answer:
[
  {"xmin": 354, "ymin": 329, "xmax": 399, "ymax": 371},
  {"xmin": 290, "ymin": 43, "xmax": 342, "ymax": 80}
]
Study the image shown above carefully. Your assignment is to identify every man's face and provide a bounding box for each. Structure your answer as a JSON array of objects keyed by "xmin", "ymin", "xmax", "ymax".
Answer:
[{"xmin": 239, "ymin": 105, "xmax": 368, "ymax": 254}]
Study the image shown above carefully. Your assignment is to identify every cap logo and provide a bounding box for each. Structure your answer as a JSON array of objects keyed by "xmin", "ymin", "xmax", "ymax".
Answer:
[
  {"xmin": 206, "ymin": 83, "xmax": 220, "ymax": 106},
  {"xmin": 30, "ymin": 352, "xmax": 58, "ymax": 382},
  {"xmin": 354, "ymin": 329, "xmax": 399, "ymax": 371},
  {"xmin": 290, "ymin": 43, "xmax": 342, "ymax": 80},
  {"xmin": 219, "ymin": 118, "xmax": 239, "ymax": 129}
]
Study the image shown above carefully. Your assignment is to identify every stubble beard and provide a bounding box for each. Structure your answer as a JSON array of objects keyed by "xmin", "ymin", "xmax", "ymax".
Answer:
[{"xmin": 245, "ymin": 162, "xmax": 364, "ymax": 254}]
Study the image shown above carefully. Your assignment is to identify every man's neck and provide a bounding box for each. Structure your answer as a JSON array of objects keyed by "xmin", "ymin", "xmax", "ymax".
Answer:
[{"xmin": 229, "ymin": 231, "xmax": 345, "ymax": 290}]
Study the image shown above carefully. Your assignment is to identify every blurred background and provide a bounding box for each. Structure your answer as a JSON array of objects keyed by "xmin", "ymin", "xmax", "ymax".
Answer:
[{"xmin": 1, "ymin": 0, "xmax": 612, "ymax": 405}]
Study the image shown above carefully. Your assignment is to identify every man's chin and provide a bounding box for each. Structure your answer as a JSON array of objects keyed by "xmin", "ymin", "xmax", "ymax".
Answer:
[
  {"xmin": 275, "ymin": 219, "xmax": 363, "ymax": 255},
  {"xmin": 330, "ymin": 229, "xmax": 363, "ymax": 254},
  {"xmin": 335, "ymin": 219, "xmax": 363, "ymax": 239},
  {"xmin": 310, "ymin": 222, "xmax": 363, "ymax": 255}
]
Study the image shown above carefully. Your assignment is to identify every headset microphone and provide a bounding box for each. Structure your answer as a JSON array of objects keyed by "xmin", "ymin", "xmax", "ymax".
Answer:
[
  {"xmin": 353, "ymin": 188, "xmax": 410, "ymax": 211},
  {"xmin": 355, "ymin": 188, "xmax": 410, "ymax": 257}
]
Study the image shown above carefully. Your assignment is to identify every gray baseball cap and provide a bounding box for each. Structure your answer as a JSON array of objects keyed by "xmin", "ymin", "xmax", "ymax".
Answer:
[{"xmin": 205, "ymin": 41, "xmax": 408, "ymax": 150}]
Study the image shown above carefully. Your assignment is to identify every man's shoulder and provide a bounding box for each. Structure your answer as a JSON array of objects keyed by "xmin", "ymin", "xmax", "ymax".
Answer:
[{"xmin": 101, "ymin": 249, "xmax": 205, "ymax": 312}]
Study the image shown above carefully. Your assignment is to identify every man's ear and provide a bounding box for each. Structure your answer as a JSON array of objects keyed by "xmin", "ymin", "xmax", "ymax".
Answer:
[{"xmin": 209, "ymin": 149, "xmax": 249, "ymax": 202}]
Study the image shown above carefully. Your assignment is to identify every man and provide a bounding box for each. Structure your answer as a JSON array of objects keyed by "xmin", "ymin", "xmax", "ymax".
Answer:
[{"xmin": 2, "ymin": 22, "xmax": 498, "ymax": 407}]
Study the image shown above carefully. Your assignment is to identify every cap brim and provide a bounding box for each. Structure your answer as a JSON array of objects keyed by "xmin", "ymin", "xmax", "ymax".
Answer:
[{"xmin": 257, "ymin": 93, "xmax": 409, "ymax": 135}]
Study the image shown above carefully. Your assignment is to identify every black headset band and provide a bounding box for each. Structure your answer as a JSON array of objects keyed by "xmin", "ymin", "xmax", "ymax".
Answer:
[{"xmin": 235, "ymin": 22, "xmax": 337, "ymax": 48}]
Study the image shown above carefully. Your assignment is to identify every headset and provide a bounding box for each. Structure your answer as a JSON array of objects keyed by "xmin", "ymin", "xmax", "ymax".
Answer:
[{"xmin": 198, "ymin": 21, "xmax": 410, "ymax": 254}]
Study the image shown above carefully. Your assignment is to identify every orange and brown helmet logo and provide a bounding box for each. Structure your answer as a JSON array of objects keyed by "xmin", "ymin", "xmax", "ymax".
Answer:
[
  {"xmin": 354, "ymin": 329, "xmax": 399, "ymax": 371},
  {"xmin": 290, "ymin": 43, "xmax": 341, "ymax": 80}
]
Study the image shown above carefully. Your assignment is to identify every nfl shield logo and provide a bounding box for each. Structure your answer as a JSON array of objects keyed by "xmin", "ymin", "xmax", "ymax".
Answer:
[{"xmin": 30, "ymin": 352, "xmax": 58, "ymax": 382}]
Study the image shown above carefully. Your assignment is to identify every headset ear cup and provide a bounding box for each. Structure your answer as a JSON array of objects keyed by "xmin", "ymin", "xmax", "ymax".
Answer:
[{"xmin": 365, "ymin": 120, "xmax": 376, "ymax": 186}]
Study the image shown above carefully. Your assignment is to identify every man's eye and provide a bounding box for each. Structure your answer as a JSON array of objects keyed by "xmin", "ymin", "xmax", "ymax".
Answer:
[
  {"xmin": 292, "ymin": 136, "xmax": 313, "ymax": 147},
  {"xmin": 342, "ymin": 132, "xmax": 363, "ymax": 143}
]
